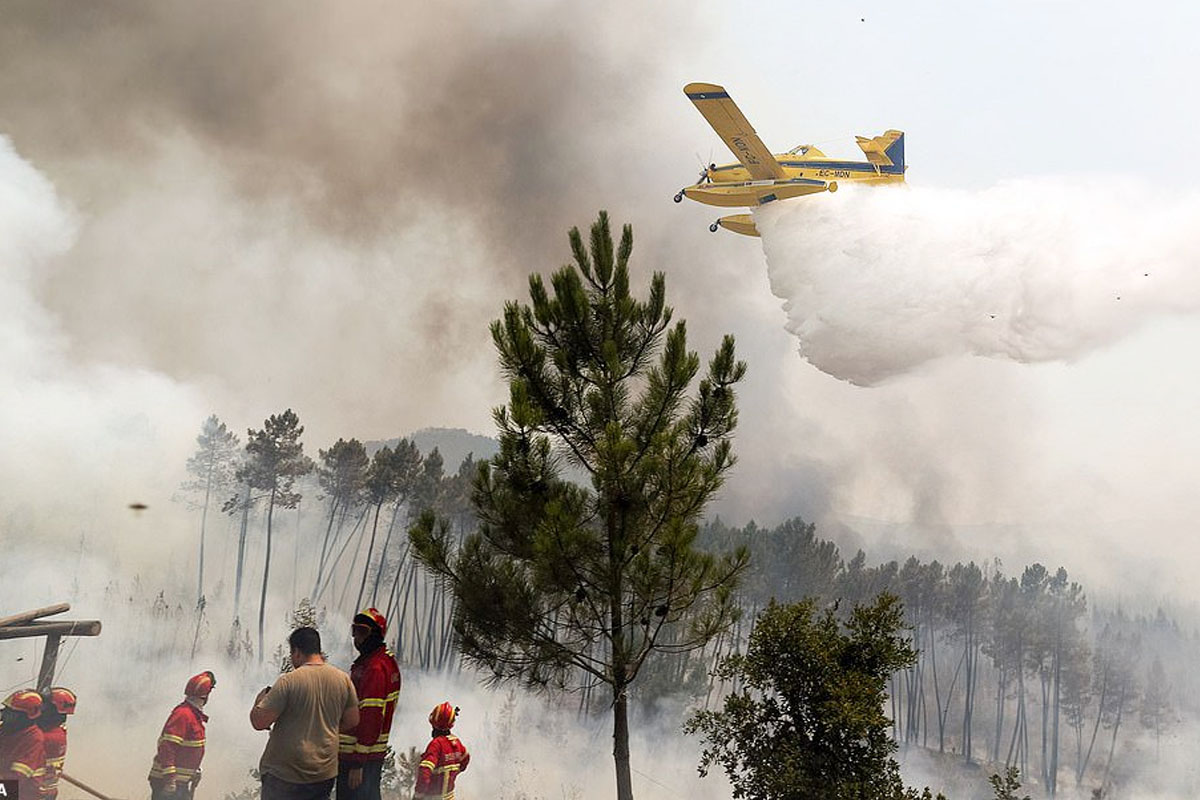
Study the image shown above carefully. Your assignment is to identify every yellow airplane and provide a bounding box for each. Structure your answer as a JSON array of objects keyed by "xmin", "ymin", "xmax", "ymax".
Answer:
[{"xmin": 675, "ymin": 82, "xmax": 906, "ymax": 236}]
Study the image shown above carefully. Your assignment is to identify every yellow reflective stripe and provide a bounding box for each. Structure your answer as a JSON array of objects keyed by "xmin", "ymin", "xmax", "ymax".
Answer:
[
  {"xmin": 159, "ymin": 734, "xmax": 205, "ymax": 747},
  {"xmin": 358, "ymin": 690, "xmax": 398, "ymax": 709},
  {"xmin": 419, "ymin": 760, "xmax": 435, "ymax": 770},
  {"xmin": 11, "ymin": 763, "xmax": 36, "ymax": 778}
]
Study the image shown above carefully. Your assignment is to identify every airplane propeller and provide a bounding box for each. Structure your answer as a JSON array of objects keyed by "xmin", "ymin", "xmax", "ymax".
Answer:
[{"xmin": 675, "ymin": 153, "xmax": 716, "ymax": 203}]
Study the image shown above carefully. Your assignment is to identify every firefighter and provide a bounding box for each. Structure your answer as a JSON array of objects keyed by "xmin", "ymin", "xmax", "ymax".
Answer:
[
  {"xmin": 337, "ymin": 608, "xmax": 401, "ymax": 800},
  {"xmin": 0, "ymin": 689, "xmax": 45, "ymax": 799},
  {"xmin": 413, "ymin": 703, "xmax": 468, "ymax": 800},
  {"xmin": 36, "ymin": 688, "xmax": 76, "ymax": 800},
  {"xmin": 148, "ymin": 671, "xmax": 215, "ymax": 800}
]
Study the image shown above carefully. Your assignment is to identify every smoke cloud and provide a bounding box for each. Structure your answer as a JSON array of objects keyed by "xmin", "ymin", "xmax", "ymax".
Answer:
[
  {"xmin": 0, "ymin": 136, "xmax": 206, "ymax": 573},
  {"xmin": 0, "ymin": 0, "xmax": 712, "ymax": 450},
  {"xmin": 757, "ymin": 180, "xmax": 1200, "ymax": 385}
]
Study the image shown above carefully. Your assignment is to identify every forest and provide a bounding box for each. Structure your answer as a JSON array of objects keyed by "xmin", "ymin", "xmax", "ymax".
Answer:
[{"xmin": 164, "ymin": 409, "xmax": 1196, "ymax": 800}]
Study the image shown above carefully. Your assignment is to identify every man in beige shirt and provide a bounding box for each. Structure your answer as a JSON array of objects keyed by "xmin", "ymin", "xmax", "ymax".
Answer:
[{"xmin": 251, "ymin": 627, "xmax": 360, "ymax": 800}]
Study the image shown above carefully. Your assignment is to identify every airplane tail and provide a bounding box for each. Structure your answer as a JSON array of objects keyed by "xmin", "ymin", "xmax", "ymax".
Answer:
[{"xmin": 855, "ymin": 130, "xmax": 905, "ymax": 171}]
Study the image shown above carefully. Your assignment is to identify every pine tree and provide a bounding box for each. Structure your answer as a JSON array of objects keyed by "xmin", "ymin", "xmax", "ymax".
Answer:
[
  {"xmin": 410, "ymin": 211, "xmax": 748, "ymax": 800},
  {"xmin": 240, "ymin": 409, "xmax": 314, "ymax": 661},
  {"xmin": 368, "ymin": 438, "xmax": 422, "ymax": 607},
  {"xmin": 314, "ymin": 438, "xmax": 369, "ymax": 599},
  {"xmin": 181, "ymin": 415, "xmax": 240, "ymax": 604},
  {"xmin": 355, "ymin": 445, "xmax": 404, "ymax": 611}
]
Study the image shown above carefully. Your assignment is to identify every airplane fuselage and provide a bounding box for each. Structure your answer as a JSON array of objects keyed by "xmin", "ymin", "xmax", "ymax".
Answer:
[{"xmin": 684, "ymin": 154, "xmax": 904, "ymax": 208}]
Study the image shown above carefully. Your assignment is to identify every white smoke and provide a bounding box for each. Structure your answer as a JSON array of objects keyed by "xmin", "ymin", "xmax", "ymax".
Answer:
[
  {"xmin": 0, "ymin": 136, "xmax": 205, "ymax": 571},
  {"xmin": 757, "ymin": 180, "xmax": 1200, "ymax": 385}
]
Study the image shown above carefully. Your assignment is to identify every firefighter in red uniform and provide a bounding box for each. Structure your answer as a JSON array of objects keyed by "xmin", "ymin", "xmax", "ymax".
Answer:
[
  {"xmin": 148, "ymin": 672, "xmax": 215, "ymax": 800},
  {"xmin": 0, "ymin": 689, "xmax": 45, "ymax": 799},
  {"xmin": 414, "ymin": 703, "xmax": 468, "ymax": 800},
  {"xmin": 36, "ymin": 688, "xmax": 76, "ymax": 800},
  {"xmin": 337, "ymin": 609, "xmax": 401, "ymax": 800}
]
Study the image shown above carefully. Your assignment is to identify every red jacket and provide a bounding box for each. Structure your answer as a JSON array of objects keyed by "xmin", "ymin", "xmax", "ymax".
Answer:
[
  {"xmin": 0, "ymin": 722, "xmax": 45, "ymax": 799},
  {"xmin": 414, "ymin": 734, "xmax": 468, "ymax": 800},
  {"xmin": 148, "ymin": 702, "xmax": 206, "ymax": 782},
  {"xmin": 39, "ymin": 726, "xmax": 66, "ymax": 800},
  {"xmin": 339, "ymin": 645, "xmax": 401, "ymax": 764}
]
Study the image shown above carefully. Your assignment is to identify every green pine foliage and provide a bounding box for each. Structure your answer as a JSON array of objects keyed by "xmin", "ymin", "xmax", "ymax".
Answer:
[{"xmin": 410, "ymin": 211, "xmax": 749, "ymax": 800}]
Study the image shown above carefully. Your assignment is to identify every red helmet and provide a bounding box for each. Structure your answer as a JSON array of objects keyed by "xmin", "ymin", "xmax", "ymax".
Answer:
[
  {"xmin": 429, "ymin": 701, "xmax": 457, "ymax": 730},
  {"xmin": 2, "ymin": 690, "xmax": 42, "ymax": 720},
  {"xmin": 46, "ymin": 687, "xmax": 77, "ymax": 715},
  {"xmin": 353, "ymin": 607, "xmax": 387, "ymax": 638},
  {"xmin": 184, "ymin": 671, "xmax": 216, "ymax": 698}
]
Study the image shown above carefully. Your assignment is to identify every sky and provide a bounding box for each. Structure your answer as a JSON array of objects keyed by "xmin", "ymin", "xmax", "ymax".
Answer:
[
  {"xmin": 2, "ymin": 0, "xmax": 1200, "ymax": 615},
  {"xmin": 4, "ymin": 3, "xmax": 1200, "ymax": 799}
]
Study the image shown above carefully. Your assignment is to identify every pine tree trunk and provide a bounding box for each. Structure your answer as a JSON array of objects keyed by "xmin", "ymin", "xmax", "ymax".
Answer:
[
  {"xmin": 1101, "ymin": 684, "xmax": 1126, "ymax": 788},
  {"xmin": 962, "ymin": 624, "xmax": 975, "ymax": 763},
  {"xmin": 198, "ymin": 463, "xmax": 213, "ymax": 604},
  {"xmin": 1041, "ymin": 670, "xmax": 1051, "ymax": 787},
  {"xmin": 234, "ymin": 483, "xmax": 251, "ymax": 615},
  {"xmin": 928, "ymin": 612, "xmax": 945, "ymax": 753},
  {"xmin": 613, "ymin": 680, "xmax": 633, "ymax": 800},
  {"xmin": 356, "ymin": 501, "xmax": 383, "ymax": 611},
  {"xmin": 1050, "ymin": 631, "xmax": 1062, "ymax": 795},
  {"xmin": 1079, "ymin": 669, "xmax": 1108, "ymax": 783},
  {"xmin": 314, "ymin": 496, "xmax": 341, "ymax": 598},
  {"xmin": 316, "ymin": 505, "xmax": 369, "ymax": 603},
  {"xmin": 993, "ymin": 669, "xmax": 1006, "ymax": 763},
  {"xmin": 258, "ymin": 487, "xmax": 277, "ymax": 662},
  {"xmin": 370, "ymin": 497, "xmax": 404, "ymax": 605}
]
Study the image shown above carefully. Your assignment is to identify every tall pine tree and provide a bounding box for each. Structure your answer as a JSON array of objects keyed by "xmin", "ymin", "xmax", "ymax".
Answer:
[
  {"xmin": 181, "ymin": 415, "xmax": 240, "ymax": 604},
  {"xmin": 240, "ymin": 409, "xmax": 313, "ymax": 661},
  {"xmin": 411, "ymin": 211, "xmax": 748, "ymax": 800}
]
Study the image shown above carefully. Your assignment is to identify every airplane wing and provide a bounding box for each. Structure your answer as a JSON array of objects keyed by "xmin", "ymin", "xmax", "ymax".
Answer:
[{"xmin": 684, "ymin": 83, "xmax": 787, "ymax": 181}]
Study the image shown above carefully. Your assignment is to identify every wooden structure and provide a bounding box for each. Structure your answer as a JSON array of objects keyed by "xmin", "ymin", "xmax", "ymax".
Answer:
[
  {"xmin": 0, "ymin": 603, "xmax": 102, "ymax": 691},
  {"xmin": 0, "ymin": 604, "xmax": 118, "ymax": 800}
]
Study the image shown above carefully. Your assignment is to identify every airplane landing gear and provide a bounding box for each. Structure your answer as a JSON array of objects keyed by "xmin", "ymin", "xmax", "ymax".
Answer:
[
  {"xmin": 709, "ymin": 222, "xmax": 720, "ymax": 233},
  {"xmin": 673, "ymin": 191, "xmax": 684, "ymax": 203}
]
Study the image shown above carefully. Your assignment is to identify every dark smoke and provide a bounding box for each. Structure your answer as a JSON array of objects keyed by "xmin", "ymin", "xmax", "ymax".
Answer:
[
  {"xmin": 0, "ymin": 0, "xmax": 734, "ymax": 447},
  {"xmin": 0, "ymin": 1, "xmax": 687, "ymax": 253}
]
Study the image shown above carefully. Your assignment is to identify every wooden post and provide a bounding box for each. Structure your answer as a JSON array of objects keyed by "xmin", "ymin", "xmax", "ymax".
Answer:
[
  {"xmin": 0, "ymin": 604, "xmax": 101, "ymax": 697},
  {"xmin": 0, "ymin": 621, "xmax": 102, "ymax": 640},
  {"xmin": 60, "ymin": 772, "xmax": 125, "ymax": 800},
  {"xmin": 0, "ymin": 604, "xmax": 70, "ymax": 628},
  {"xmin": 37, "ymin": 634, "xmax": 62, "ymax": 692}
]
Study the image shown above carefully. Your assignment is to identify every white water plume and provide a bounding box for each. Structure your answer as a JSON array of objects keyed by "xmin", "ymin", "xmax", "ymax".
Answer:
[{"xmin": 757, "ymin": 179, "xmax": 1200, "ymax": 385}]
